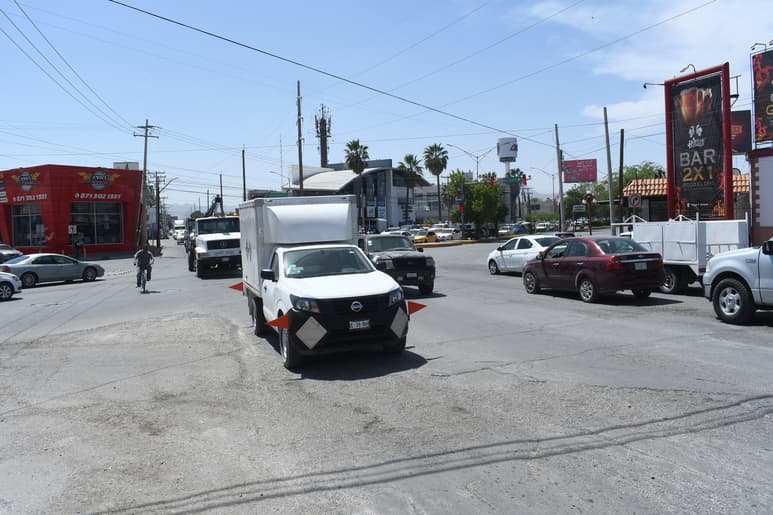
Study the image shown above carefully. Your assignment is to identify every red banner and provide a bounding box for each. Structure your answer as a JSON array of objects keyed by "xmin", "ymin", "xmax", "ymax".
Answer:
[{"xmin": 562, "ymin": 159, "xmax": 597, "ymax": 183}]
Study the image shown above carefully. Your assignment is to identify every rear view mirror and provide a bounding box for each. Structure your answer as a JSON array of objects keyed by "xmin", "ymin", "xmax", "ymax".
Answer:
[
  {"xmin": 763, "ymin": 240, "xmax": 773, "ymax": 255},
  {"xmin": 260, "ymin": 269, "xmax": 276, "ymax": 281}
]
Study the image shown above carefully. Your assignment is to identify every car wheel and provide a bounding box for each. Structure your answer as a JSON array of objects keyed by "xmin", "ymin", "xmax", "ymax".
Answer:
[
  {"xmin": 418, "ymin": 281, "xmax": 434, "ymax": 295},
  {"xmin": 523, "ymin": 271, "xmax": 540, "ymax": 294},
  {"xmin": 279, "ymin": 326, "xmax": 303, "ymax": 370},
  {"xmin": 21, "ymin": 272, "xmax": 37, "ymax": 288},
  {"xmin": 384, "ymin": 336, "xmax": 406, "ymax": 354},
  {"xmin": 632, "ymin": 288, "xmax": 652, "ymax": 300},
  {"xmin": 488, "ymin": 260, "xmax": 500, "ymax": 275},
  {"xmin": 712, "ymin": 278, "xmax": 754, "ymax": 324},
  {"xmin": 82, "ymin": 267, "xmax": 97, "ymax": 282},
  {"xmin": 0, "ymin": 282, "xmax": 13, "ymax": 301},
  {"xmin": 578, "ymin": 276, "xmax": 599, "ymax": 303},
  {"xmin": 659, "ymin": 267, "xmax": 683, "ymax": 294},
  {"xmin": 251, "ymin": 297, "xmax": 269, "ymax": 336}
]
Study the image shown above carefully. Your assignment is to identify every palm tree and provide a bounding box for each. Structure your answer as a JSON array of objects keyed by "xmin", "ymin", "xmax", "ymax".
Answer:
[
  {"xmin": 423, "ymin": 143, "xmax": 448, "ymax": 222},
  {"xmin": 344, "ymin": 139, "xmax": 369, "ymax": 228},
  {"xmin": 397, "ymin": 154, "xmax": 423, "ymax": 225}
]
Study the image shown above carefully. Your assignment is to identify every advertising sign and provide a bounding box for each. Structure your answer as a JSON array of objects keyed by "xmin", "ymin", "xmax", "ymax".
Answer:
[
  {"xmin": 670, "ymin": 73, "xmax": 726, "ymax": 217},
  {"xmin": 562, "ymin": 159, "xmax": 597, "ymax": 183},
  {"xmin": 752, "ymin": 49, "xmax": 773, "ymax": 143},
  {"xmin": 496, "ymin": 138, "xmax": 518, "ymax": 162},
  {"xmin": 730, "ymin": 110, "xmax": 752, "ymax": 154}
]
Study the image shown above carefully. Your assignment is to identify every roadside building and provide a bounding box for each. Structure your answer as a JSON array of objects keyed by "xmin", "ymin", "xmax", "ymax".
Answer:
[{"xmin": 0, "ymin": 164, "xmax": 143, "ymax": 257}]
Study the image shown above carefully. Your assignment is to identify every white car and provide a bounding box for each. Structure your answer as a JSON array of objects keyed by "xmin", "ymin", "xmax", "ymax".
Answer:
[
  {"xmin": 436, "ymin": 228, "xmax": 461, "ymax": 241},
  {"xmin": 487, "ymin": 235, "xmax": 562, "ymax": 274},
  {"xmin": 0, "ymin": 270, "xmax": 22, "ymax": 301}
]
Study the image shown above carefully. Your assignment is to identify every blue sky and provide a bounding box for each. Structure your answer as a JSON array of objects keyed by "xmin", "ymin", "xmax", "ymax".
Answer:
[{"xmin": 1, "ymin": 0, "xmax": 771, "ymax": 216}]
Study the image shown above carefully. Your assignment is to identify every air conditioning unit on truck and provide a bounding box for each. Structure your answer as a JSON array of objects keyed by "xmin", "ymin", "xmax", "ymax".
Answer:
[
  {"xmin": 186, "ymin": 195, "xmax": 241, "ymax": 277},
  {"xmin": 628, "ymin": 215, "xmax": 749, "ymax": 294},
  {"xmin": 239, "ymin": 195, "xmax": 410, "ymax": 369}
]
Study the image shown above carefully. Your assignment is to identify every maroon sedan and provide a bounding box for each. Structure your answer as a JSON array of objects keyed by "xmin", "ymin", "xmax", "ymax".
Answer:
[{"xmin": 522, "ymin": 236, "xmax": 664, "ymax": 302}]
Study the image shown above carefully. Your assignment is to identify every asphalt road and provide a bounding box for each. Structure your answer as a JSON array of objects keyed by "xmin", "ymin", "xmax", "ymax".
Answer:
[{"xmin": 1, "ymin": 240, "xmax": 772, "ymax": 514}]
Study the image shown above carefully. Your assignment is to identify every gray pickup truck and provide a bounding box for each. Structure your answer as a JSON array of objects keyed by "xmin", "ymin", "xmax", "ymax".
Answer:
[{"xmin": 702, "ymin": 238, "xmax": 773, "ymax": 324}]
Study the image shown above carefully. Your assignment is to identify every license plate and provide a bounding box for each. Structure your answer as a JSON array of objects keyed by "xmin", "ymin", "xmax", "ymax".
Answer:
[
  {"xmin": 349, "ymin": 320, "xmax": 370, "ymax": 331},
  {"xmin": 634, "ymin": 262, "xmax": 647, "ymax": 271},
  {"xmin": 407, "ymin": 272, "xmax": 417, "ymax": 278}
]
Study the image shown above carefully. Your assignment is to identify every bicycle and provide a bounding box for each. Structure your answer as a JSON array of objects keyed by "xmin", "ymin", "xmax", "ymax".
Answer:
[{"xmin": 140, "ymin": 267, "xmax": 148, "ymax": 293}]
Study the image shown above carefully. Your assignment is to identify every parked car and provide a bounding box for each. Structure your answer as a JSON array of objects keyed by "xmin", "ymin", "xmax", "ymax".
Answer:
[
  {"xmin": 0, "ymin": 271, "xmax": 22, "ymax": 300},
  {"xmin": 1, "ymin": 253, "xmax": 105, "ymax": 288},
  {"xmin": 702, "ymin": 237, "xmax": 773, "ymax": 324},
  {"xmin": 358, "ymin": 234, "xmax": 436, "ymax": 294},
  {"xmin": 436, "ymin": 228, "xmax": 461, "ymax": 241},
  {"xmin": 487, "ymin": 235, "xmax": 561, "ymax": 274},
  {"xmin": 0, "ymin": 244, "xmax": 23, "ymax": 263},
  {"xmin": 413, "ymin": 229, "xmax": 438, "ymax": 244},
  {"xmin": 522, "ymin": 236, "xmax": 664, "ymax": 302}
]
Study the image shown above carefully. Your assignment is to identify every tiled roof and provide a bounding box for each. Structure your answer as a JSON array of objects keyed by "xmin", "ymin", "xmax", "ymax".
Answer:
[{"xmin": 622, "ymin": 174, "xmax": 749, "ymax": 197}]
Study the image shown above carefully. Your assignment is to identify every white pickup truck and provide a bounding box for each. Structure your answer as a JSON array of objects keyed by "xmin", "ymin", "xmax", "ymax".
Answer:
[
  {"xmin": 239, "ymin": 195, "xmax": 409, "ymax": 369},
  {"xmin": 702, "ymin": 238, "xmax": 773, "ymax": 324}
]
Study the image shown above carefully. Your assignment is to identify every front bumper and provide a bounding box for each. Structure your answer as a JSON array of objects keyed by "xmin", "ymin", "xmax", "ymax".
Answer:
[
  {"xmin": 386, "ymin": 269, "xmax": 435, "ymax": 287},
  {"xmin": 286, "ymin": 301, "xmax": 408, "ymax": 356}
]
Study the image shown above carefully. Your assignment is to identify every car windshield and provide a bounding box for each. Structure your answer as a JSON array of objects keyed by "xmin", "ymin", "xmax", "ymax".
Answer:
[
  {"xmin": 284, "ymin": 247, "xmax": 374, "ymax": 278},
  {"xmin": 4, "ymin": 255, "xmax": 28, "ymax": 264},
  {"xmin": 595, "ymin": 237, "xmax": 647, "ymax": 254},
  {"xmin": 368, "ymin": 236, "xmax": 415, "ymax": 252}
]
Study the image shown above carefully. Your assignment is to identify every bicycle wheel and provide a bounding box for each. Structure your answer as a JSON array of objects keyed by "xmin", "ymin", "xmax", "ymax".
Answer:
[{"xmin": 141, "ymin": 269, "xmax": 147, "ymax": 292}]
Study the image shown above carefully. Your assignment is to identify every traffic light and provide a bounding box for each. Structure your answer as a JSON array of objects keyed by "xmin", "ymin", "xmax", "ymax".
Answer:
[{"xmin": 522, "ymin": 174, "xmax": 527, "ymax": 186}]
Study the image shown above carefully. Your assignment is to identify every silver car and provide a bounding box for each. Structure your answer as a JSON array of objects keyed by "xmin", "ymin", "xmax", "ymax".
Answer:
[
  {"xmin": 1, "ymin": 253, "xmax": 105, "ymax": 288},
  {"xmin": 0, "ymin": 271, "xmax": 22, "ymax": 300}
]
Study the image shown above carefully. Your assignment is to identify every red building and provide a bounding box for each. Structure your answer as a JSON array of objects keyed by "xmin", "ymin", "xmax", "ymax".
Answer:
[{"xmin": 0, "ymin": 164, "xmax": 143, "ymax": 257}]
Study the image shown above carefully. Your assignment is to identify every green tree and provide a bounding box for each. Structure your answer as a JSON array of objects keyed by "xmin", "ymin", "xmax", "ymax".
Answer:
[
  {"xmin": 344, "ymin": 139, "xmax": 369, "ymax": 226},
  {"xmin": 423, "ymin": 143, "xmax": 448, "ymax": 222},
  {"xmin": 397, "ymin": 153, "xmax": 423, "ymax": 224}
]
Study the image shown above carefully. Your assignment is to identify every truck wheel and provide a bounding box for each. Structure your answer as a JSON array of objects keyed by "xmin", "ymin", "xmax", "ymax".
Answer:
[
  {"xmin": 632, "ymin": 288, "xmax": 652, "ymax": 300},
  {"xmin": 188, "ymin": 251, "xmax": 195, "ymax": 272},
  {"xmin": 251, "ymin": 298, "xmax": 269, "ymax": 336},
  {"xmin": 279, "ymin": 326, "xmax": 303, "ymax": 369},
  {"xmin": 384, "ymin": 336, "xmax": 406, "ymax": 354},
  {"xmin": 660, "ymin": 267, "xmax": 683, "ymax": 294},
  {"xmin": 712, "ymin": 278, "xmax": 754, "ymax": 324},
  {"xmin": 195, "ymin": 260, "xmax": 203, "ymax": 278},
  {"xmin": 418, "ymin": 281, "xmax": 434, "ymax": 295}
]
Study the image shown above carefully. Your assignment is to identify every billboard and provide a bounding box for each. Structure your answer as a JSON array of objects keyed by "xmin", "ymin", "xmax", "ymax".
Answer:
[
  {"xmin": 665, "ymin": 63, "xmax": 732, "ymax": 219},
  {"xmin": 730, "ymin": 110, "xmax": 752, "ymax": 154},
  {"xmin": 752, "ymin": 49, "xmax": 773, "ymax": 143},
  {"xmin": 562, "ymin": 159, "xmax": 597, "ymax": 183},
  {"xmin": 496, "ymin": 138, "xmax": 518, "ymax": 162}
]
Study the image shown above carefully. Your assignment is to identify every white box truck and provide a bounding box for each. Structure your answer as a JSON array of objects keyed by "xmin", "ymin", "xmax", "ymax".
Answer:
[
  {"xmin": 630, "ymin": 216, "xmax": 749, "ymax": 294},
  {"xmin": 239, "ymin": 195, "xmax": 409, "ymax": 369}
]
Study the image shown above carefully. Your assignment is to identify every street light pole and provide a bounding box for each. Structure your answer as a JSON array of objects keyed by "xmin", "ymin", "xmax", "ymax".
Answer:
[{"xmin": 447, "ymin": 143, "xmax": 495, "ymax": 182}]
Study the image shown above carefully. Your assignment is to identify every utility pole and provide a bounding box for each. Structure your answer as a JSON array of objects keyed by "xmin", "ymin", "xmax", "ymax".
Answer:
[
  {"xmin": 242, "ymin": 146, "xmax": 247, "ymax": 201},
  {"xmin": 154, "ymin": 171, "xmax": 162, "ymax": 250},
  {"xmin": 554, "ymin": 124, "xmax": 565, "ymax": 231},
  {"xmin": 604, "ymin": 107, "xmax": 615, "ymax": 235},
  {"xmin": 618, "ymin": 129, "xmax": 625, "ymax": 213},
  {"xmin": 296, "ymin": 80, "xmax": 304, "ymax": 196},
  {"xmin": 134, "ymin": 119, "xmax": 158, "ymax": 248},
  {"xmin": 315, "ymin": 104, "xmax": 331, "ymax": 168},
  {"xmin": 219, "ymin": 173, "xmax": 224, "ymax": 215}
]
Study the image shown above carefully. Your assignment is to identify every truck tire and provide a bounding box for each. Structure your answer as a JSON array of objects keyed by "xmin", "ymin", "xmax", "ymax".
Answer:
[
  {"xmin": 418, "ymin": 280, "xmax": 434, "ymax": 295},
  {"xmin": 196, "ymin": 260, "xmax": 203, "ymax": 278},
  {"xmin": 384, "ymin": 336, "xmax": 406, "ymax": 354},
  {"xmin": 712, "ymin": 278, "xmax": 755, "ymax": 324},
  {"xmin": 188, "ymin": 250, "xmax": 195, "ymax": 272},
  {"xmin": 279, "ymin": 326, "xmax": 303, "ymax": 369},
  {"xmin": 660, "ymin": 267, "xmax": 684, "ymax": 294},
  {"xmin": 251, "ymin": 297, "xmax": 269, "ymax": 336}
]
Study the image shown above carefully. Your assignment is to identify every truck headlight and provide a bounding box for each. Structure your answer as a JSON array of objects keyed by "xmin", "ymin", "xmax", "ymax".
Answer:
[
  {"xmin": 373, "ymin": 256, "xmax": 394, "ymax": 270},
  {"xmin": 387, "ymin": 287, "xmax": 404, "ymax": 307},
  {"xmin": 705, "ymin": 259, "xmax": 712, "ymax": 273},
  {"xmin": 290, "ymin": 294, "xmax": 320, "ymax": 313}
]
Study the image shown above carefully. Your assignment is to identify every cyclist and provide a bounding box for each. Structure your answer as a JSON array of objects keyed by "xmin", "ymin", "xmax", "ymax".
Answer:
[{"xmin": 133, "ymin": 244, "xmax": 155, "ymax": 288}]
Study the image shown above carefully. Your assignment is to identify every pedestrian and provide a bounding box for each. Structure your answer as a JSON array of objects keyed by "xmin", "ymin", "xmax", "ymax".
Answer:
[{"xmin": 74, "ymin": 235, "xmax": 84, "ymax": 260}]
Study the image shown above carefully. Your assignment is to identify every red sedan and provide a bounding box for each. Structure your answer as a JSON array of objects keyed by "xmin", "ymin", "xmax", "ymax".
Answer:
[{"xmin": 522, "ymin": 236, "xmax": 664, "ymax": 302}]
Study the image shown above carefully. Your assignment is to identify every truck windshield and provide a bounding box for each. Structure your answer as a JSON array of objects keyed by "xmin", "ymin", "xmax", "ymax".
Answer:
[
  {"xmin": 368, "ymin": 236, "xmax": 415, "ymax": 252},
  {"xmin": 284, "ymin": 248, "xmax": 374, "ymax": 278},
  {"xmin": 197, "ymin": 218, "xmax": 239, "ymax": 234}
]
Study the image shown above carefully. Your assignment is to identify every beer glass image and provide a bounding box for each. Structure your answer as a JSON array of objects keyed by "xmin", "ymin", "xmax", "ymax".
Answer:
[{"xmin": 675, "ymin": 86, "xmax": 713, "ymax": 124}]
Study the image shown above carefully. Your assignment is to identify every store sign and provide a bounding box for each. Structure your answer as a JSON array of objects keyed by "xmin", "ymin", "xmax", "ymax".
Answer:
[
  {"xmin": 752, "ymin": 49, "xmax": 773, "ymax": 143},
  {"xmin": 11, "ymin": 170, "xmax": 40, "ymax": 192},
  {"xmin": 78, "ymin": 170, "xmax": 120, "ymax": 190}
]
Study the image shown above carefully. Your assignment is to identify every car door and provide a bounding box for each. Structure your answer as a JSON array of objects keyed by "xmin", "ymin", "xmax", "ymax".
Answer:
[
  {"xmin": 52, "ymin": 255, "xmax": 80, "ymax": 280},
  {"xmin": 497, "ymin": 239, "xmax": 518, "ymax": 271},
  {"xmin": 512, "ymin": 238, "xmax": 536, "ymax": 272},
  {"xmin": 760, "ymin": 244, "xmax": 773, "ymax": 304},
  {"xmin": 558, "ymin": 240, "xmax": 592, "ymax": 290},
  {"xmin": 30, "ymin": 255, "xmax": 58, "ymax": 282},
  {"xmin": 261, "ymin": 252, "xmax": 281, "ymax": 322},
  {"xmin": 538, "ymin": 241, "xmax": 569, "ymax": 288}
]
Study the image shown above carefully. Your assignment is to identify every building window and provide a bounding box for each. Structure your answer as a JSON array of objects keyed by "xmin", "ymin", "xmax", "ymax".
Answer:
[
  {"xmin": 12, "ymin": 203, "xmax": 43, "ymax": 246},
  {"xmin": 71, "ymin": 202, "xmax": 124, "ymax": 244}
]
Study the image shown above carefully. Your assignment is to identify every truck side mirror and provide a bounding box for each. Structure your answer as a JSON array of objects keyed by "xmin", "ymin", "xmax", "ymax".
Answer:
[
  {"xmin": 763, "ymin": 240, "xmax": 773, "ymax": 255},
  {"xmin": 418, "ymin": 247, "xmax": 424, "ymax": 253},
  {"xmin": 260, "ymin": 269, "xmax": 276, "ymax": 281}
]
